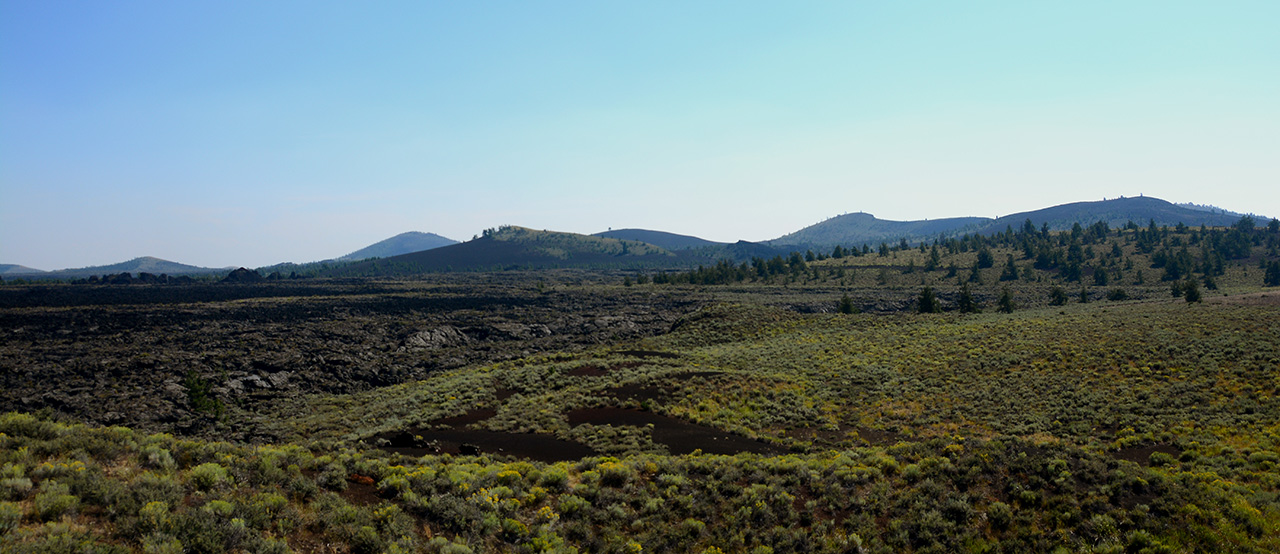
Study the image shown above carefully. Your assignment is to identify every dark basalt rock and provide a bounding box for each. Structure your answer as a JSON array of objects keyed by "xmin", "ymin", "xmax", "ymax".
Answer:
[
  {"xmin": 222, "ymin": 267, "xmax": 264, "ymax": 283},
  {"xmin": 0, "ymin": 275, "xmax": 692, "ymax": 443}
]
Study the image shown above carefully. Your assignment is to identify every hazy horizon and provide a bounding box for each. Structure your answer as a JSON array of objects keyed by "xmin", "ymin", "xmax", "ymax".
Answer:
[{"xmin": 4, "ymin": 2, "xmax": 1277, "ymax": 270}]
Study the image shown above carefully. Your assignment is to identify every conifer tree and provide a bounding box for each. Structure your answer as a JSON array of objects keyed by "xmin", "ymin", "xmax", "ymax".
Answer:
[
  {"xmin": 1184, "ymin": 279, "xmax": 1201, "ymax": 303},
  {"xmin": 838, "ymin": 294, "xmax": 858, "ymax": 314},
  {"xmin": 1266, "ymin": 261, "xmax": 1280, "ymax": 287},
  {"xmin": 1050, "ymin": 286, "xmax": 1068, "ymax": 306},
  {"xmin": 917, "ymin": 287, "xmax": 941, "ymax": 313},
  {"xmin": 1093, "ymin": 266, "xmax": 1109, "ymax": 286},
  {"xmin": 998, "ymin": 286, "xmax": 1015, "ymax": 313},
  {"xmin": 1000, "ymin": 254, "xmax": 1019, "ymax": 281},
  {"xmin": 958, "ymin": 283, "xmax": 980, "ymax": 313},
  {"xmin": 977, "ymin": 247, "xmax": 995, "ymax": 268},
  {"xmin": 969, "ymin": 261, "xmax": 983, "ymax": 284}
]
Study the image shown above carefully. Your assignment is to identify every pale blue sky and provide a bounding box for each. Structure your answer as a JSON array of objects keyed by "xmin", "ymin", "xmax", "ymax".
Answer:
[{"xmin": 3, "ymin": 1, "xmax": 1277, "ymax": 270}]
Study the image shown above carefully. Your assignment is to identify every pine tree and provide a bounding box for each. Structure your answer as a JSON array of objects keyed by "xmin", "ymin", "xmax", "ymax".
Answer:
[
  {"xmin": 977, "ymin": 247, "xmax": 995, "ymax": 268},
  {"xmin": 1093, "ymin": 266, "xmax": 1109, "ymax": 286},
  {"xmin": 1184, "ymin": 279, "xmax": 1201, "ymax": 303},
  {"xmin": 998, "ymin": 286, "xmax": 1015, "ymax": 313},
  {"xmin": 838, "ymin": 294, "xmax": 858, "ymax": 314},
  {"xmin": 917, "ymin": 287, "xmax": 941, "ymax": 313},
  {"xmin": 1050, "ymin": 286, "xmax": 1068, "ymax": 306},
  {"xmin": 1266, "ymin": 260, "xmax": 1280, "ymax": 287},
  {"xmin": 968, "ymin": 261, "xmax": 983, "ymax": 284},
  {"xmin": 958, "ymin": 283, "xmax": 980, "ymax": 313},
  {"xmin": 1000, "ymin": 254, "xmax": 1019, "ymax": 281}
]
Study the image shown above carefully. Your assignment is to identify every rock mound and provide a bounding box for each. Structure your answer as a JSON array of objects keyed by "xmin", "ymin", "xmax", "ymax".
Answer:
[{"xmin": 222, "ymin": 268, "xmax": 264, "ymax": 284}]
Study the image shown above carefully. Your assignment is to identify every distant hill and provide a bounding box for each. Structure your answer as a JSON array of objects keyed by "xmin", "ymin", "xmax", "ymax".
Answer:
[
  {"xmin": 0, "ymin": 264, "xmax": 46, "ymax": 276},
  {"xmin": 592, "ymin": 229, "xmax": 788, "ymax": 263},
  {"xmin": 323, "ymin": 226, "xmax": 679, "ymax": 276},
  {"xmin": 769, "ymin": 213, "xmax": 989, "ymax": 250},
  {"xmin": 1176, "ymin": 202, "xmax": 1249, "ymax": 218},
  {"xmin": 38, "ymin": 257, "xmax": 231, "ymax": 279},
  {"xmin": 969, "ymin": 196, "xmax": 1243, "ymax": 236},
  {"xmin": 688, "ymin": 240, "xmax": 788, "ymax": 262},
  {"xmin": 337, "ymin": 231, "xmax": 457, "ymax": 261},
  {"xmin": 593, "ymin": 229, "xmax": 722, "ymax": 251},
  {"xmin": 772, "ymin": 196, "xmax": 1259, "ymax": 250}
]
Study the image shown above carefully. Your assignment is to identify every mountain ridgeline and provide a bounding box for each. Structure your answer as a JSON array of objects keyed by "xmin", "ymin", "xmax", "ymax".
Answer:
[
  {"xmin": 3, "ymin": 196, "xmax": 1272, "ymax": 280},
  {"xmin": 592, "ymin": 229, "xmax": 722, "ymax": 250},
  {"xmin": 323, "ymin": 226, "xmax": 679, "ymax": 277},
  {"xmin": 2, "ymin": 256, "xmax": 231, "ymax": 280},
  {"xmin": 322, "ymin": 196, "xmax": 1268, "ymax": 277},
  {"xmin": 336, "ymin": 231, "xmax": 457, "ymax": 261},
  {"xmin": 770, "ymin": 196, "xmax": 1247, "ymax": 250}
]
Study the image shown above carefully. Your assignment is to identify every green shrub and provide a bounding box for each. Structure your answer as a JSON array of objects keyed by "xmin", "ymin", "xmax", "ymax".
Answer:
[
  {"xmin": 138, "ymin": 501, "xmax": 172, "ymax": 534},
  {"xmin": 987, "ymin": 502, "xmax": 1012, "ymax": 530},
  {"xmin": 5, "ymin": 521, "xmax": 125, "ymax": 554},
  {"xmin": 351, "ymin": 525, "xmax": 383, "ymax": 554},
  {"xmin": 316, "ymin": 463, "xmax": 348, "ymax": 491},
  {"xmin": 539, "ymin": 467, "xmax": 569, "ymax": 490},
  {"xmin": 172, "ymin": 508, "xmax": 248, "ymax": 554},
  {"xmin": 141, "ymin": 534, "xmax": 184, "ymax": 554},
  {"xmin": 0, "ymin": 412, "xmax": 61, "ymax": 441},
  {"xmin": 141, "ymin": 447, "xmax": 176, "ymax": 472},
  {"xmin": 558, "ymin": 495, "xmax": 590, "ymax": 517},
  {"xmin": 131, "ymin": 472, "xmax": 184, "ymax": 509},
  {"xmin": 204, "ymin": 499, "xmax": 235, "ymax": 517},
  {"xmin": 425, "ymin": 537, "xmax": 475, "ymax": 554},
  {"xmin": 255, "ymin": 491, "xmax": 288, "ymax": 516},
  {"xmin": 188, "ymin": 462, "xmax": 229, "ymax": 491},
  {"xmin": 2, "ymin": 476, "xmax": 33, "ymax": 500},
  {"xmin": 33, "ymin": 481, "xmax": 79, "ymax": 521},
  {"xmin": 0, "ymin": 500, "xmax": 21, "ymax": 535}
]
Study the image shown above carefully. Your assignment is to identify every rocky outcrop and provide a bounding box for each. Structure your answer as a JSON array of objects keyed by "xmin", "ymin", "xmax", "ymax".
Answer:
[
  {"xmin": 0, "ymin": 277, "xmax": 693, "ymax": 442},
  {"xmin": 404, "ymin": 326, "xmax": 470, "ymax": 350},
  {"xmin": 222, "ymin": 267, "xmax": 264, "ymax": 283}
]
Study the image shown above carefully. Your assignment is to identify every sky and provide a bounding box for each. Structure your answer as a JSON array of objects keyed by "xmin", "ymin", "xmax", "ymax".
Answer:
[{"xmin": 2, "ymin": 1, "xmax": 1278, "ymax": 270}]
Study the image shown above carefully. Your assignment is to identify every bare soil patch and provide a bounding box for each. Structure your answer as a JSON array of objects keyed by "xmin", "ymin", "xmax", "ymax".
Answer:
[
  {"xmin": 854, "ymin": 427, "xmax": 904, "ymax": 446},
  {"xmin": 1111, "ymin": 444, "xmax": 1181, "ymax": 466},
  {"xmin": 567, "ymin": 407, "xmax": 786, "ymax": 456},
  {"xmin": 566, "ymin": 365, "xmax": 607, "ymax": 377},
  {"xmin": 376, "ymin": 428, "xmax": 597, "ymax": 462},
  {"xmin": 341, "ymin": 475, "xmax": 382, "ymax": 506}
]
